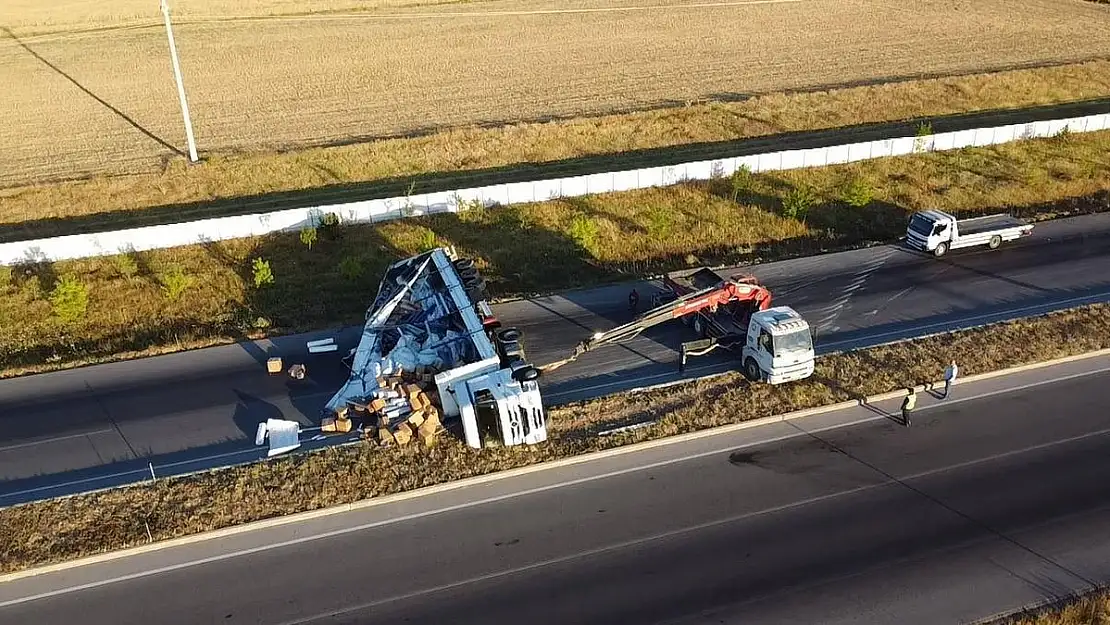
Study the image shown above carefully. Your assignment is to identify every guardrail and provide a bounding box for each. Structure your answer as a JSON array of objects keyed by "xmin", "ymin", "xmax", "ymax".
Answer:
[{"xmin": 2, "ymin": 113, "xmax": 1107, "ymax": 266}]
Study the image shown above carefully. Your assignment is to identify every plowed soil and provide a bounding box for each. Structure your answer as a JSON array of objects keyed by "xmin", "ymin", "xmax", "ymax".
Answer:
[{"xmin": 1, "ymin": 0, "xmax": 1109, "ymax": 186}]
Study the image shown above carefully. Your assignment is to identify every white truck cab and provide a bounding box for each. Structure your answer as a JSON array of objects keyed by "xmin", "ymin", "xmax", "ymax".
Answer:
[
  {"xmin": 742, "ymin": 306, "xmax": 815, "ymax": 384},
  {"xmin": 906, "ymin": 209, "xmax": 1033, "ymax": 257}
]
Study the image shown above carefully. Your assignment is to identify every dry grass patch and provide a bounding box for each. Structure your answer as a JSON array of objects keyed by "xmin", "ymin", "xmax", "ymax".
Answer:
[
  {"xmin": 2, "ymin": 131, "xmax": 1108, "ymax": 379},
  {"xmin": 1, "ymin": 301, "xmax": 1107, "ymax": 574},
  {"xmin": 990, "ymin": 587, "xmax": 1110, "ymax": 625},
  {"xmin": 2, "ymin": 7, "xmax": 1110, "ymax": 207}
]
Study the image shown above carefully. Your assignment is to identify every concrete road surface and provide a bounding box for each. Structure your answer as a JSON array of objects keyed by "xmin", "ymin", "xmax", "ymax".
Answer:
[
  {"xmin": 1, "ymin": 211, "xmax": 1109, "ymax": 505},
  {"xmin": 2, "ymin": 354, "xmax": 1108, "ymax": 625}
]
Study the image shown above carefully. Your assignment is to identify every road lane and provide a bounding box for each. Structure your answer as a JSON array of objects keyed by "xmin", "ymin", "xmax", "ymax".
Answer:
[
  {"xmin": 1, "ymin": 358, "xmax": 1107, "ymax": 625},
  {"xmin": 1, "ymin": 211, "xmax": 1109, "ymax": 504}
]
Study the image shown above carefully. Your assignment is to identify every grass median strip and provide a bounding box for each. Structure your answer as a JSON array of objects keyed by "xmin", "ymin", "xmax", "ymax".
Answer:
[
  {"xmin": 2, "ymin": 129, "xmax": 1108, "ymax": 379},
  {"xmin": 1, "ymin": 302, "xmax": 1108, "ymax": 574},
  {"xmin": 2, "ymin": 60, "xmax": 1110, "ymax": 230},
  {"xmin": 989, "ymin": 587, "xmax": 1110, "ymax": 625}
]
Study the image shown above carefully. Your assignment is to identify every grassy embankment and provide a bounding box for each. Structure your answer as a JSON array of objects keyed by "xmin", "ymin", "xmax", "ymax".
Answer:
[
  {"xmin": 1, "ymin": 129, "xmax": 1108, "ymax": 378},
  {"xmin": 2, "ymin": 60, "xmax": 1110, "ymax": 232},
  {"xmin": 1, "ymin": 301, "xmax": 1107, "ymax": 574},
  {"xmin": 990, "ymin": 588, "xmax": 1110, "ymax": 625}
]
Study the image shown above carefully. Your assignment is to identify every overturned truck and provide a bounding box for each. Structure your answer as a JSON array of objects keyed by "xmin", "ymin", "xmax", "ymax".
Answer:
[{"xmin": 325, "ymin": 247, "xmax": 548, "ymax": 449}]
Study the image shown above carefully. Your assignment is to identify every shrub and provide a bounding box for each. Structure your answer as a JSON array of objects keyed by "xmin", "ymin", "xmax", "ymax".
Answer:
[
  {"xmin": 781, "ymin": 186, "xmax": 816, "ymax": 222},
  {"xmin": 252, "ymin": 258, "xmax": 274, "ymax": 288},
  {"xmin": 730, "ymin": 165, "xmax": 753, "ymax": 201},
  {"xmin": 568, "ymin": 214, "xmax": 600, "ymax": 255},
  {"xmin": 50, "ymin": 274, "xmax": 88, "ymax": 323},
  {"xmin": 841, "ymin": 177, "xmax": 874, "ymax": 208},
  {"xmin": 319, "ymin": 212, "xmax": 341, "ymax": 240},
  {"xmin": 112, "ymin": 254, "xmax": 139, "ymax": 280},
  {"xmin": 339, "ymin": 255, "xmax": 364, "ymax": 281},
  {"xmin": 418, "ymin": 227, "xmax": 438, "ymax": 252},
  {"xmin": 300, "ymin": 226, "xmax": 318, "ymax": 250},
  {"xmin": 159, "ymin": 264, "xmax": 193, "ymax": 302}
]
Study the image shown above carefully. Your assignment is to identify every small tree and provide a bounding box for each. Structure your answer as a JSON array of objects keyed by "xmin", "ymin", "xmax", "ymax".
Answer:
[
  {"xmin": 300, "ymin": 226, "xmax": 318, "ymax": 250},
  {"xmin": 730, "ymin": 165, "xmax": 753, "ymax": 202},
  {"xmin": 914, "ymin": 121, "xmax": 934, "ymax": 153},
  {"xmin": 781, "ymin": 186, "xmax": 816, "ymax": 222},
  {"xmin": 252, "ymin": 257, "xmax": 275, "ymax": 288},
  {"xmin": 159, "ymin": 264, "xmax": 194, "ymax": 302},
  {"xmin": 841, "ymin": 177, "xmax": 874, "ymax": 208},
  {"xmin": 50, "ymin": 274, "xmax": 88, "ymax": 323},
  {"xmin": 568, "ymin": 214, "xmax": 600, "ymax": 255}
]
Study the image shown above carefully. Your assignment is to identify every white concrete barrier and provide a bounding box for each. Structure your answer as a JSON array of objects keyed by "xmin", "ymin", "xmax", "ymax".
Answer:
[{"xmin": 1, "ymin": 113, "xmax": 1106, "ymax": 266}]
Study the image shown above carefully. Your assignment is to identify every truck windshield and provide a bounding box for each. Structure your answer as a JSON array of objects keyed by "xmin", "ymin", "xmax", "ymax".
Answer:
[
  {"xmin": 908, "ymin": 214, "xmax": 935, "ymax": 238},
  {"xmin": 773, "ymin": 329, "xmax": 812, "ymax": 356}
]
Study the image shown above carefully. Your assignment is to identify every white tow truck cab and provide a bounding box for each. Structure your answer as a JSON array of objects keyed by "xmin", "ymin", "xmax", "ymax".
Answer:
[
  {"xmin": 742, "ymin": 306, "xmax": 815, "ymax": 384},
  {"xmin": 659, "ymin": 268, "xmax": 815, "ymax": 384},
  {"xmin": 906, "ymin": 209, "xmax": 1033, "ymax": 257},
  {"xmin": 325, "ymin": 247, "xmax": 547, "ymax": 449}
]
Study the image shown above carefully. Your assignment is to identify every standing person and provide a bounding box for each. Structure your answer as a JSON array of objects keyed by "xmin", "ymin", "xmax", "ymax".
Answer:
[
  {"xmin": 901, "ymin": 388, "xmax": 916, "ymax": 427},
  {"xmin": 943, "ymin": 360, "xmax": 959, "ymax": 399},
  {"xmin": 628, "ymin": 288, "xmax": 640, "ymax": 315}
]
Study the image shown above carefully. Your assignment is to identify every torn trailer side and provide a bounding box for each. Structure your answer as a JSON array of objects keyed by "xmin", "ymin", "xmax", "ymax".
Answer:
[{"xmin": 324, "ymin": 247, "xmax": 547, "ymax": 449}]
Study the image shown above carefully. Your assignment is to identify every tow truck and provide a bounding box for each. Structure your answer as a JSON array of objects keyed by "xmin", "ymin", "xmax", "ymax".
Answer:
[
  {"xmin": 316, "ymin": 249, "xmax": 813, "ymax": 451},
  {"xmin": 541, "ymin": 266, "xmax": 815, "ymax": 385}
]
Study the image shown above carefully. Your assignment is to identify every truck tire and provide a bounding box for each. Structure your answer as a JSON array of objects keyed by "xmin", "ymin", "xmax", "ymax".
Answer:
[
  {"xmin": 453, "ymin": 258, "xmax": 475, "ymax": 272},
  {"xmin": 988, "ymin": 235, "xmax": 1002, "ymax": 249},
  {"xmin": 933, "ymin": 242, "xmax": 949, "ymax": 257},
  {"xmin": 497, "ymin": 328, "xmax": 522, "ymax": 342},
  {"xmin": 513, "ymin": 366, "xmax": 540, "ymax": 382},
  {"xmin": 743, "ymin": 357, "xmax": 761, "ymax": 382}
]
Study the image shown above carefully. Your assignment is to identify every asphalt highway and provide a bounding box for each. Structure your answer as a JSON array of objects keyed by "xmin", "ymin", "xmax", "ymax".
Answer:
[
  {"xmin": 2, "ymin": 356, "xmax": 1108, "ymax": 625},
  {"xmin": 1, "ymin": 211, "xmax": 1109, "ymax": 505}
]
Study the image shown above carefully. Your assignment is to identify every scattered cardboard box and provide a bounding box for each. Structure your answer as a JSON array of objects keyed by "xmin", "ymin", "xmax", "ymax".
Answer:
[
  {"xmin": 394, "ymin": 423, "xmax": 414, "ymax": 446},
  {"xmin": 266, "ymin": 357, "xmax": 283, "ymax": 374}
]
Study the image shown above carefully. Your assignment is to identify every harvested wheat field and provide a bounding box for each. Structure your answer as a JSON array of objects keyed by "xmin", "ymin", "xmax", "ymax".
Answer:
[{"xmin": 1, "ymin": 0, "xmax": 1109, "ymax": 187}]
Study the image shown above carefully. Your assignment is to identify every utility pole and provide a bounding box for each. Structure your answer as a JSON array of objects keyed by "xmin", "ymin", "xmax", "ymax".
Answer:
[{"xmin": 161, "ymin": 0, "xmax": 199, "ymax": 162}]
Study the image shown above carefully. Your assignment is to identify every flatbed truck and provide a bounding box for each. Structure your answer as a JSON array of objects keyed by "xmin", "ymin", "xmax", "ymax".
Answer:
[{"xmin": 906, "ymin": 209, "xmax": 1033, "ymax": 257}]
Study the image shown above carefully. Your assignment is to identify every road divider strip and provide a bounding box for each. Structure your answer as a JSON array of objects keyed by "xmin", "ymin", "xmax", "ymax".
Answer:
[{"xmin": 1, "ymin": 113, "xmax": 1106, "ymax": 266}]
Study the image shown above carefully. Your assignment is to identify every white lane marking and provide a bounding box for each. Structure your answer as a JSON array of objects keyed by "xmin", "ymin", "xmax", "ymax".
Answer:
[
  {"xmin": 278, "ymin": 427, "xmax": 1110, "ymax": 625},
  {"xmin": 0, "ymin": 429, "xmax": 114, "ymax": 453},
  {"xmin": 3, "ymin": 369, "xmax": 1109, "ymax": 608}
]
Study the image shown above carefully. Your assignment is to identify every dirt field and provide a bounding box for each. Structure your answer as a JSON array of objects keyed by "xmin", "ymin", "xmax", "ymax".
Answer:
[{"xmin": 1, "ymin": 0, "xmax": 1108, "ymax": 187}]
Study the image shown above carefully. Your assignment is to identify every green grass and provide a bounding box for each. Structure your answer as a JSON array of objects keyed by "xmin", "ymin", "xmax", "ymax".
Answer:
[
  {"xmin": 1, "ymin": 302, "xmax": 1107, "ymax": 574},
  {"xmin": 1, "ymin": 130, "xmax": 1108, "ymax": 379}
]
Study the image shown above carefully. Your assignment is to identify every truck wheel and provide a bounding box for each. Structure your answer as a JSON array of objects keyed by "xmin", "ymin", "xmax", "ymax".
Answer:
[
  {"xmin": 988, "ymin": 235, "xmax": 1002, "ymax": 249},
  {"xmin": 933, "ymin": 242, "xmax": 949, "ymax": 257},
  {"xmin": 497, "ymin": 328, "xmax": 522, "ymax": 342},
  {"xmin": 513, "ymin": 366, "xmax": 540, "ymax": 382},
  {"xmin": 743, "ymin": 358, "xmax": 761, "ymax": 382}
]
